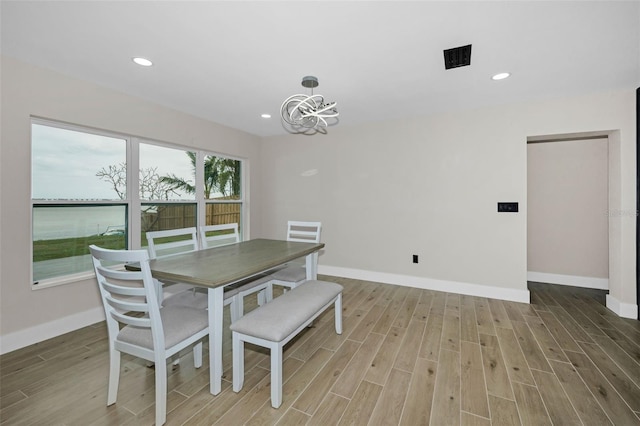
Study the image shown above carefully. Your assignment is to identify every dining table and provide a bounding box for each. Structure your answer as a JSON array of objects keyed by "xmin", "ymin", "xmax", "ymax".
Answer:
[{"xmin": 144, "ymin": 238, "xmax": 325, "ymax": 395}]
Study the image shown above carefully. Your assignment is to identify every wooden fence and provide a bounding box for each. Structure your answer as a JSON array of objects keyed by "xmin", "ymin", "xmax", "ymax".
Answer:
[{"xmin": 142, "ymin": 203, "xmax": 241, "ymax": 232}]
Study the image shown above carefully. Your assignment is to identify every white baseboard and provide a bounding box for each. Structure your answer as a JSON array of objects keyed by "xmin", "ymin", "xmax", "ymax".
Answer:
[
  {"xmin": 8, "ymin": 267, "xmax": 584, "ymax": 354},
  {"xmin": 606, "ymin": 294, "xmax": 638, "ymax": 320},
  {"xmin": 0, "ymin": 283, "xmax": 202, "ymax": 355},
  {"xmin": 319, "ymin": 265, "xmax": 530, "ymax": 303},
  {"xmin": 0, "ymin": 307, "xmax": 105, "ymax": 355},
  {"xmin": 527, "ymin": 271, "xmax": 609, "ymax": 290}
]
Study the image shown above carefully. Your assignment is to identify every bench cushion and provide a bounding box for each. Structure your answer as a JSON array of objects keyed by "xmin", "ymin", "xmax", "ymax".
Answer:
[{"xmin": 230, "ymin": 280, "xmax": 343, "ymax": 342}]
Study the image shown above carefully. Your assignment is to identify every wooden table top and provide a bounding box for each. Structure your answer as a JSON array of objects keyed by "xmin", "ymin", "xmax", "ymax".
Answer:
[{"xmin": 145, "ymin": 238, "xmax": 324, "ymax": 288}]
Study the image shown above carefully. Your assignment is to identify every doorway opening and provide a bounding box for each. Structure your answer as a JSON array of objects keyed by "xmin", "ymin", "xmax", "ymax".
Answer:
[{"xmin": 527, "ymin": 134, "xmax": 609, "ymax": 290}]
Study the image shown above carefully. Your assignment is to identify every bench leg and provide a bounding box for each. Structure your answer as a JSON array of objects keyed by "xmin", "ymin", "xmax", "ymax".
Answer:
[
  {"xmin": 271, "ymin": 342, "xmax": 283, "ymax": 408},
  {"xmin": 232, "ymin": 333, "xmax": 244, "ymax": 392},
  {"xmin": 335, "ymin": 293, "xmax": 343, "ymax": 334}
]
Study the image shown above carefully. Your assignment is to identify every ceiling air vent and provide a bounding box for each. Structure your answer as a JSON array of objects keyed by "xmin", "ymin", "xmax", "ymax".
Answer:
[{"xmin": 443, "ymin": 44, "xmax": 472, "ymax": 70}]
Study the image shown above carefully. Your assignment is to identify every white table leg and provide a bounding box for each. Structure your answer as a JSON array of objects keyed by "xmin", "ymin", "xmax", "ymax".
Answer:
[
  {"xmin": 209, "ymin": 286, "xmax": 224, "ymax": 395},
  {"xmin": 305, "ymin": 252, "xmax": 318, "ymax": 280}
]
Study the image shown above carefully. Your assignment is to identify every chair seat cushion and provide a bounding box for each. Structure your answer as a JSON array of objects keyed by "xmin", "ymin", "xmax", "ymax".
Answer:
[
  {"xmin": 270, "ymin": 266, "xmax": 305, "ymax": 283},
  {"xmin": 235, "ymin": 275, "xmax": 271, "ymax": 294},
  {"xmin": 164, "ymin": 286, "xmax": 238, "ymax": 310},
  {"xmin": 163, "ymin": 290, "xmax": 209, "ymax": 310},
  {"xmin": 117, "ymin": 306, "xmax": 208, "ymax": 349},
  {"xmin": 230, "ymin": 280, "xmax": 343, "ymax": 342}
]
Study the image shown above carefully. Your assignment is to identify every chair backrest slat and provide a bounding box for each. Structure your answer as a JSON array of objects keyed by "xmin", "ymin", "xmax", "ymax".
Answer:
[
  {"xmin": 101, "ymin": 278, "xmax": 147, "ymax": 297},
  {"xmin": 200, "ymin": 223, "xmax": 240, "ymax": 249},
  {"xmin": 96, "ymin": 265, "xmax": 145, "ymax": 282},
  {"xmin": 287, "ymin": 221, "xmax": 322, "ymax": 243},
  {"xmin": 146, "ymin": 227, "xmax": 198, "ymax": 259},
  {"xmin": 105, "ymin": 294, "xmax": 149, "ymax": 314},
  {"xmin": 110, "ymin": 311, "xmax": 152, "ymax": 328}
]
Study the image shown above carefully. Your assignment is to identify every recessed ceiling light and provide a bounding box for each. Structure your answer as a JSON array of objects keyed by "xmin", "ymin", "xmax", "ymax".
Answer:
[
  {"xmin": 492, "ymin": 72, "xmax": 510, "ymax": 81},
  {"xmin": 133, "ymin": 57, "xmax": 153, "ymax": 67},
  {"xmin": 261, "ymin": 114, "xmax": 271, "ymax": 119}
]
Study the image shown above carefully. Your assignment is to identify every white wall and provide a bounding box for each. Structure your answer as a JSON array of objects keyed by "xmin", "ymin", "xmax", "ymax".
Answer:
[
  {"xmin": 0, "ymin": 56, "xmax": 262, "ymax": 353},
  {"xmin": 527, "ymin": 138, "xmax": 609, "ymax": 289},
  {"xmin": 258, "ymin": 90, "xmax": 636, "ymax": 316},
  {"xmin": 1, "ymin": 56, "xmax": 637, "ymax": 354}
]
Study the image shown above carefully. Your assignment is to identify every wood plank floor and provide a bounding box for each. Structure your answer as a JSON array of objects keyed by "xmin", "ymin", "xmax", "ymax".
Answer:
[{"xmin": 2, "ymin": 277, "xmax": 640, "ymax": 425}]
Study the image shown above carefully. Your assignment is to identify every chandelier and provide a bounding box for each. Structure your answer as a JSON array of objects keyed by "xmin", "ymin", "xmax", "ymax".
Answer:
[{"xmin": 280, "ymin": 76, "xmax": 339, "ymax": 134}]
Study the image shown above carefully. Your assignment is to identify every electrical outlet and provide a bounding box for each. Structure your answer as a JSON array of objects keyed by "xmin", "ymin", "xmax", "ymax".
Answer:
[{"xmin": 413, "ymin": 254, "xmax": 419, "ymax": 264}]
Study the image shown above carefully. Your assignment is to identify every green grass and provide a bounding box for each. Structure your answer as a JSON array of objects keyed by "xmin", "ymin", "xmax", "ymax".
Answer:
[
  {"xmin": 33, "ymin": 235, "xmax": 127, "ymax": 261},
  {"xmin": 33, "ymin": 231, "xmax": 221, "ymax": 262},
  {"xmin": 31, "ymin": 233, "xmax": 196, "ymax": 262}
]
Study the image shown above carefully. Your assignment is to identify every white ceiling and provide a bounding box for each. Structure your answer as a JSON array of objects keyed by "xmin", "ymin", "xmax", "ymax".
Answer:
[{"xmin": 1, "ymin": 1, "xmax": 638, "ymax": 137}]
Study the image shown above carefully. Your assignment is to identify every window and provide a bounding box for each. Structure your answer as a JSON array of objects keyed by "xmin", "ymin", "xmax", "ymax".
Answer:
[
  {"xmin": 203, "ymin": 154, "xmax": 243, "ymax": 237},
  {"xmin": 31, "ymin": 123, "xmax": 127, "ymax": 284},
  {"xmin": 31, "ymin": 119, "xmax": 245, "ymax": 287},
  {"xmin": 139, "ymin": 143, "xmax": 197, "ymax": 246}
]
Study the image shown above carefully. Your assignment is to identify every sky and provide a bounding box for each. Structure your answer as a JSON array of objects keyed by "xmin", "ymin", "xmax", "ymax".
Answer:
[{"xmin": 32, "ymin": 124, "xmax": 195, "ymax": 200}]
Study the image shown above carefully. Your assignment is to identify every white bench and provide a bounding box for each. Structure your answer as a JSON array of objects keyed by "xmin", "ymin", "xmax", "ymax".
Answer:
[{"xmin": 230, "ymin": 280, "xmax": 343, "ymax": 408}]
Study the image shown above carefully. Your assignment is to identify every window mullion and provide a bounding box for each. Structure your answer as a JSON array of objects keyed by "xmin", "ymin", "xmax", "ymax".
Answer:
[
  {"xmin": 195, "ymin": 151, "xmax": 205, "ymax": 231},
  {"xmin": 129, "ymin": 138, "xmax": 141, "ymax": 249},
  {"xmin": 241, "ymin": 159, "xmax": 248, "ymax": 240}
]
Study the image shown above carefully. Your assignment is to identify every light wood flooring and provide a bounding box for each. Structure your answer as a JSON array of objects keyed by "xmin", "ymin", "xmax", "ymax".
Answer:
[{"xmin": 2, "ymin": 277, "xmax": 640, "ymax": 425}]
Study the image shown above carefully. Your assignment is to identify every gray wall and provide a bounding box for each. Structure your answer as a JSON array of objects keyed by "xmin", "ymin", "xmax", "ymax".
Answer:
[
  {"xmin": 527, "ymin": 138, "xmax": 609, "ymax": 286},
  {"xmin": 257, "ymin": 92, "xmax": 635, "ymax": 314},
  {"xmin": 0, "ymin": 56, "xmax": 262, "ymax": 351},
  {"xmin": 1, "ymin": 55, "xmax": 637, "ymax": 353}
]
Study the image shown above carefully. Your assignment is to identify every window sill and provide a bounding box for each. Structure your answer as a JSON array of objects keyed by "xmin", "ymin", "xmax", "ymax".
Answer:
[{"xmin": 32, "ymin": 271, "xmax": 95, "ymax": 290}]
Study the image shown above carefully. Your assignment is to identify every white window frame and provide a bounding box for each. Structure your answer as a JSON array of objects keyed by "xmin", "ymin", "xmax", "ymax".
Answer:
[
  {"xmin": 200, "ymin": 151, "xmax": 246, "ymax": 240},
  {"xmin": 30, "ymin": 118, "xmax": 246, "ymax": 289}
]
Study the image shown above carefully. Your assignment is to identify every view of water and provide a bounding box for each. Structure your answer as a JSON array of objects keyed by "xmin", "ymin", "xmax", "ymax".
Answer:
[{"xmin": 33, "ymin": 206, "xmax": 126, "ymax": 240}]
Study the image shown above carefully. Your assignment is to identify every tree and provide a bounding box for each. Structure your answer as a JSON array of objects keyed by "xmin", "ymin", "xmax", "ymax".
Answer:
[
  {"xmin": 96, "ymin": 162, "xmax": 180, "ymax": 231},
  {"xmin": 97, "ymin": 154, "xmax": 241, "ymax": 231},
  {"xmin": 96, "ymin": 162, "xmax": 180, "ymax": 201},
  {"xmin": 95, "ymin": 163, "xmax": 126, "ymax": 199},
  {"xmin": 216, "ymin": 157, "xmax": 241, "ymax": 198},
  {"xmin": 160, "ymin": 153, "xmax": 241, "ymax": 199}
]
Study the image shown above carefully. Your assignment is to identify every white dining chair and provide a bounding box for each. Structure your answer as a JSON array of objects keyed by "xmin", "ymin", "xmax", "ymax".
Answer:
[
  {"xmin": 268, "ymin": 221, "xmax": 322, "ymax": 296},
  {"xmin": 89, "ymin": 245, "xmax": 209, "ymax": 426},
  {"xmin": 146, "ymin": 227, "xmax": 237, "ymax": 317},
  {"xmin": 200, "ymin": 223, "xmax": 273, "ymax": 316},
  {"xmin": 199, "ymin": 222, "xmax": 241, "ymax": 249},
  {"xmin": 146, "ymin": 227, "xmax": 200, "ymax": 304},
  {"xmin": 146, "ymin": 227, "xmax": 199, "ymax": 259}
]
